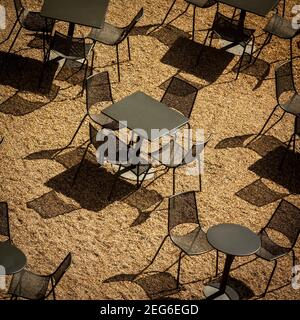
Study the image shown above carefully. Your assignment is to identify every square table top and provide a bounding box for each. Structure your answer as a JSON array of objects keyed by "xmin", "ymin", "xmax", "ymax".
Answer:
[
  {"xmin": 102, "ymin": 91, "xmax": 189, "ymax": 141},
  {"xmin": 218, "ymin": 0, "xmax": 280, "ymax": 17},
  {"xmin": 41, "ymin": 0, "xmax": 109, "ymax": 29}
]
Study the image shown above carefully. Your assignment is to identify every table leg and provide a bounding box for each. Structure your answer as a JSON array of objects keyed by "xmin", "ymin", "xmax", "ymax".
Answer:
[
  {"xmin": 238, "ymin": 9, "xmax": 246, "ymax": 29},
  {"xmin": 68, "ymin": 23, "xmax": 75, "ymax": 37},
  {"xmin": 204, "ymin": 254, "xmax": 239, "ymax": 300}
]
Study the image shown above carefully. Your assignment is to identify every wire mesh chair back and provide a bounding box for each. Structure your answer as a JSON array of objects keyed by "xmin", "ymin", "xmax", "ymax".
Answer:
[
  {"xmin": 50, "ymin": 31, "xmax": 86, "ymax": 59},
  {"xmin": 168, "ymin": 191, "xmax": 200, "ymax": 232},
  {"xmin": 263, "ymin": 200, "xmax": 300, "ymax": 247},
  {"xmin": 51, "ymin": 253, "xmax": 72, "ymax": 285},
  {"xmin": 0, "ymin": 202, "xmax": 10, "ymax": 239},
  {"xmin": 275, "ymin": 60, "xmax": 297, "ymax": 103},
  {"xmin": 161, "ymin": 77, "xmax": 198, "ymax": 119},
  {"xmin": 120, "ymin": 8, "xmax": 144, "ymax": 42},
  {"xmin": 86, "ymin": 72, "xmax": 114, "ymax": 115},
  {"xmin": 14, "ymin": 0, "xmax": 24, "ymax": 18},
  {"xmin": 212, "ymin": 12, "xmax": 253, "ymax": 43}
]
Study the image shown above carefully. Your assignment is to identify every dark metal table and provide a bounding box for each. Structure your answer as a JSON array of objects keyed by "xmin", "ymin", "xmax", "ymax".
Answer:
[
  {"xmin": 204, "ymin": 223, "xmax": 261, "ymax": 300},
  {"xmin": 218, "ymin": 0, "xmax": 280, "ymax": 27},
  {"xmin": 102, "ymin": 91, "xmax": 189, "ymax": 142},
  {"xmin": 41, "ymin": 0, "xmax": 109, "ymax": 36},
  {"xmin": 0, "ymin": 240, "xmax": 27, "ymax": 275}
]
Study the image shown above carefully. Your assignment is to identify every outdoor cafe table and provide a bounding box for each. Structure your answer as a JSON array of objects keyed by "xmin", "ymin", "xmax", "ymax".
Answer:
[
  {"xmin": 41, "ymin": 0, "xmax": 109, "ymax": 36},
  {"xmin": 101, "ymin": 91, "xmax": 189, "ymax": 142},
  {"xmin": 101, "ymin": 91, "xmax": 189, "ymax": 179},
  {"xmin": 203, "ymin": 223, "xmax": 261, "ymax": 300},
  {"xmin": 218, "ymin": 0, "xmax": 281, "ymax": 27},
  {"xmin": 0, "ymin": 240, "xmax": 27, "ymax": 275}
]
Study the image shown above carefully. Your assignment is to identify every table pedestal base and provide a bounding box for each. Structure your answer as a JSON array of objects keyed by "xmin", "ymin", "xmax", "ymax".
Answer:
[{"xmin": 203, "ymin": 282, "xmax": 239, "ymax": 300}]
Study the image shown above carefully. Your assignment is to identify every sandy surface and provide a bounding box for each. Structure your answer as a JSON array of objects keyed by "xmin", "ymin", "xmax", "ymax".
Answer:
[{"xmin": 0, "ymin": 0, "xmax": 300, "ymax": 300}]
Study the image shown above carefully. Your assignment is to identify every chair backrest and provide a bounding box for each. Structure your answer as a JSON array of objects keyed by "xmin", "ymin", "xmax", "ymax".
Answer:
[
  {"xmin": 262, "ymin": 200, "xmax": 300, "ymax": 248},
  {"xmin": 161, "ymin": 77, "xmax": 198, "ymax": 119},
  {"xmin": 275, "ymin": 60, "xmax": 297, "ymax": 102},
  {"xmin": 120, "ymin": 8, "xmax": 144, "ymax": 42},
  {"xmin": 51, "ymin": 253, "xmax": 72, "ymax": 286},
  {"xmin": 51, "ymin": 31, "xmax": 86, "ymax": 59},
  {"xmin": 168, "ymin": 191, "xmax": 200, "ymax": 232},
  {"xmin": 14, "ymin": 0, "xmax": 24, "ymax": 18},
  {"xmin": 86, "ymin": 72, "xmax": 114, "ymax": 114},
  {"xmin": 0, "ymin": 202, "xmax": 10, "ymax": 240}
]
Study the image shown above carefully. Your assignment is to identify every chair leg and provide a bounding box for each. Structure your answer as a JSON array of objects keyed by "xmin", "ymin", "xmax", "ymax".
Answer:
[
  {"xmin": 196, "ymin": 30, "xmax": 211, "ymax": 65},
  {"xmin": 7, "ymin": 25, "xmax": 22, "ymax": 53},
  {"xmin": 192, "ymin": 5, "xmax": 196, "ymax": 41},
  {"xmin": 127, "ymin": 37, "xmax": 131, "ymax": 61},
  {"xmin": 108, "ymin": 165, "xmax": 122, "ymax": 201},
  {"xmin": 172, "ymin": 167, "xmax": 176, "ymax": 195},
  {"xmin": 215, "ymin": 250, "xmax": 219, "ymax": 277},
  {"xmin": 292, "ymin": 249, "xmax": 296, "ymax": 267},
  {"xmin": 53, "ymin": 114, "xmax": 88, "ymax": 158},
  {"xmin": 80, "ymin": 60, "xmax": 89, "ymax": 96},
  {"xmin": 253, "ymin": 105, "xmax": 279, "ymax": 140},
  {"xmin": 138, "ymin": 235, "xmax": 169, "ymax": 275},
  {"xmin": 290, "ymin": 38, "xmax": 293, "ymax": 61},
  {"xmin": 235, "ymin": 43, "xmax": 247, "ymax": 80},
  {"xmin": 116, "ymin": 44, "xmax": 120, "ymax": 82},
  {"xmin": 262, "ymin": 260, "xmax": 277, "ymax": 297},
  {"xmin": 176, "ymin": 251, "xmax": 184, "ymax": 289},
  {"xmin": 160, "ymin": 0, "xmax": 178, "ymax": 26},
  {"xmin": 252, "ymin": 33, "xmax": 272, "ymax": 65},
  {"xmin": 279, "ymin": 132, "xmax": 294, "ymax": 169},
  {"xmin": 72, "ymin": 143, "xmax": 91, "ymax": 185}
]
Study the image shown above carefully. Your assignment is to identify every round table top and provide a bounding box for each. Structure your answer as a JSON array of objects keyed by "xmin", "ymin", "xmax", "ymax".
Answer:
[
  {"xmin": 207, "ymin": 223, "xmax": 261, "ymax": 257},
  {"xmin": 0, "ymin": 240, "xmax": 27, "ymax": 275}
]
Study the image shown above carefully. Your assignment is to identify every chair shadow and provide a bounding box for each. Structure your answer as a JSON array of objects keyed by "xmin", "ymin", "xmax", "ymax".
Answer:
[
  {"xmin": 215, "ymin": 134, "xmax": 295, "ymax": 206},
  {"xmin": 27, "ymin": 190, "xmax": 80, "ymax": 219},
  {"xmin": 161, "ymin": 37, "xmax": 235, "ymax": 83},
  {"xmin": 26, "ymin": 146, "xmax": 163, "ymax": 215},
  {"xmin": 0, "ymin": 85, "xmax": 60, "ymax": 116},
  {"xmin": 232, "ymin": 54, "xmax": 271, "ymax": 90},
  {"xmin": 0, "ymin": 51, "xmax": 58, "ymax": 95},
  {"xmin": 104, "ymin": 272, "xmax": 180, "ymax": 299}
]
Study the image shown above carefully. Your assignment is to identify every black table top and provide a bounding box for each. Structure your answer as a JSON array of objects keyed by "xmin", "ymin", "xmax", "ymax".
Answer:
[
  {"xmin": 41, "ymin": 0, "xmax": 109, "ymax": 29},
  {"xmin": 102, "ymin": 91, "xmax": 189, "ymax": 141},
  {"xmin": 0, "ymin": 240, "xmax": 27, "ymax": 275},
  {"xmin": 207, "ymin": 223, "xmax": 261, "ymax": 256},
  {"xmin": 218, "ymin": 0, "xmax": 280, "ymax": 17}
]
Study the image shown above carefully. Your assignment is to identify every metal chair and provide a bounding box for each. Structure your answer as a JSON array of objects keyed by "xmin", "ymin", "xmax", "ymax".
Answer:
[
  {"xmin": 253, "ymin": 10, "xmax": 299, "ymax": 64},
  {"xmin": 2, "ymin": 0, "xmax": 54, "ymax": 56},
  {"xmin": 140, "ymin": 191, "xmax": 217, "ymax": 289},
  {"xmin": 250, "ymin": 61, "xmax": 300, "ymax": 149},
  {"xmin": 54, "ymin": 72, "xmax": 118, "ymax": 157},
  {"xmin": 87, "ymin": 8, "xmax": 144, "ymax": 82},
  {"xmin": 151, "ymin": 135, "xmax": 211, "ymax": 194},
  {"xmin": 41, "ymin": 31, "xmax": 94, "ymax": 93},
  {"xmin": 197, "ymin": 12, "xmax": 255, "ymax": 79},
  {"xmin": 73, "ymin": 124, "xmax": 152, "ymax": 199},
  {"xmin": 160, "ymin": 76, "xmax": 198, "ymax": 129},
  {"xmin": 0, "ymin": 202, "xmax": 10, "ymax": 242},
  {"xmin": 8, "ymin": 252, "xmax": 72, "ymax": 300},
  {"xmin": 255, "ymin": 200, "xmax": 300, "ymax": 297},
  {"xmin": 158, "ymin": 0, "xmax": 218, "ymax": 41}
]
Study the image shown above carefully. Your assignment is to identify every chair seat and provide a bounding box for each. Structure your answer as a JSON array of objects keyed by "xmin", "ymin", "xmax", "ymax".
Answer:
[
  {"xmin": 255, "ymin": 231, "xmax": 291, "ymax": 261},
  {"xmin": 170, "ymin": 226, "xmax": 213, "ymax": 255},
  {"xmin": 151, "ymin": 141, "xmax": 187, "ymax": 168},
  {"xmin": 264, "ymin": 14, "xmax": 299, "ymax": 39},
  {"xmin": 185, "ymin": 0, "xmax": 216, "ymax": 8},
  {"xmin": 281, "ymin": 93, "xmax": 300, "ymax": 115},
  {"xmin": 88, "ymin": 23, "xmax": 124, "ymax": 45},
  {"xmin": 90, "ymin": 114, "xmax": 119, "ymax": 131},
  {"xmin": 51, "ymin": 34, "xmax": 93, "ymax": 60},
  {"xmin": 21, "ymin": 11, "xmax": 54, "ymax": 32},
  {"xmin": 8, "ymin": 269, "xmax": 50, "ymax": 300}
]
